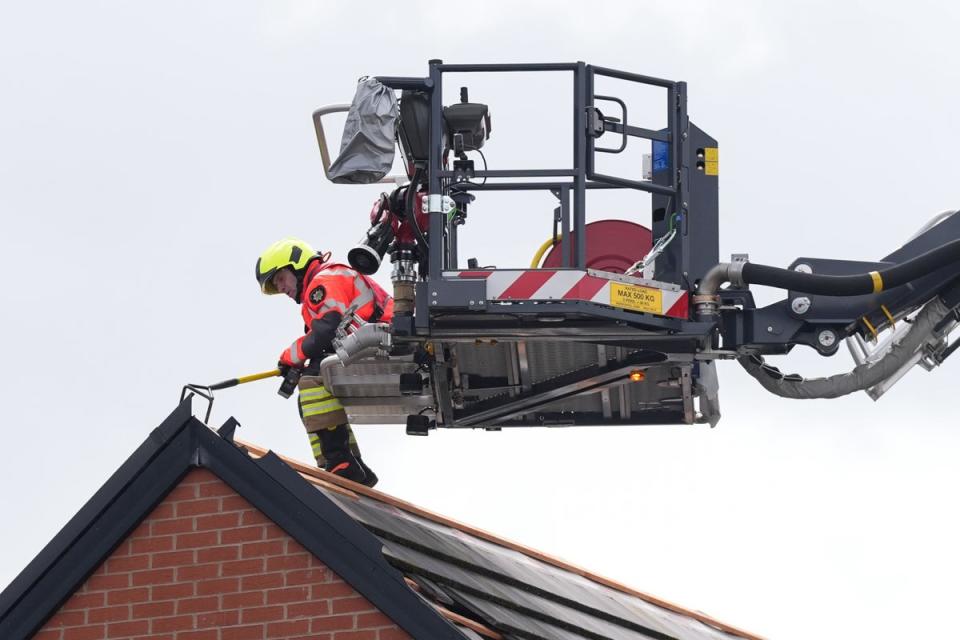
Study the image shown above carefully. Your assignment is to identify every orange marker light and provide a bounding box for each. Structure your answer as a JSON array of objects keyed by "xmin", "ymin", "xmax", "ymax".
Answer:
[{"xmin": 628, "ymin": 370, "xmax": 645, "ymax": 382}]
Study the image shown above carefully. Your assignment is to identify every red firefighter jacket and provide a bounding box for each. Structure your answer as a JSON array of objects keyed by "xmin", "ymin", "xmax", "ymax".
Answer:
[{"xmin": 281, "ymin": 260, "xmax": 394, "ymax": 367}]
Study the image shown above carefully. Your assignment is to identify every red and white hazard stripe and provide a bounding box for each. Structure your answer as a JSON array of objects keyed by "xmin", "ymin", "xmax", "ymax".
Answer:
[{"xmin": 444, "ymin": 269, "xmax": 689, "ymax": 319}]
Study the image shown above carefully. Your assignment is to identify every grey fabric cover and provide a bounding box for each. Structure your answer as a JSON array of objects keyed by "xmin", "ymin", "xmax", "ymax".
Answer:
[{"xmin": 328, "ymin": 77, "xmax": 398, "ymax": 184}]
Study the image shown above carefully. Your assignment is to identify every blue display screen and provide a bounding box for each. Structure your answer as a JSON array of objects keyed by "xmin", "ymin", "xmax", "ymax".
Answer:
[{"xmin": 652, "ymin": 141, "xmax": 669, "ymax": 172}]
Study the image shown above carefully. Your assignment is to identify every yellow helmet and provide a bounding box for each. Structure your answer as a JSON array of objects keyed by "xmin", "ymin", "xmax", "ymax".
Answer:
[{"xmin": 255, "ymin": 237, "xmax": 319, "ymax": 295}]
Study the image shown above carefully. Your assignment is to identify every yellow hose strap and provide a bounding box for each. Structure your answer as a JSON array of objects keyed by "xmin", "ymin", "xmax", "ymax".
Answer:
[
  {"xmin": 869, "ymin": 271, "xmax": 884, "ymax": 293},
  {"xmin": 861, "ymin": 315, "xmax": 878, "ymax": 340},
  {"xmin": 880, "ymin": 305, "xmax": 896, "ymax": 327},
  {"xmin": 236, "ymin": 369, "xmax": 282, "ymax": 385},
  {"xmin": 530, "ymin": 235, "xmax": 561, "ymax": 269}
]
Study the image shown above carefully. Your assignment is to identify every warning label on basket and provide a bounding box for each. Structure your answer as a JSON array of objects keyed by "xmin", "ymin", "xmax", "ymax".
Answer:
[{"xmin": 610, "ymin": 283, "xmax": 662, "ymax": 314}]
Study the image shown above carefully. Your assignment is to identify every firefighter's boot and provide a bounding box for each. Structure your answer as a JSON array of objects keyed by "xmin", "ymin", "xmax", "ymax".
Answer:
[
  {"xmin": 310, "ymin": 424, "xmax": 377, "ymax": 487},
  {"xmin": 355, "ymin": 456, "xmax": 379, "ymax": 488}
]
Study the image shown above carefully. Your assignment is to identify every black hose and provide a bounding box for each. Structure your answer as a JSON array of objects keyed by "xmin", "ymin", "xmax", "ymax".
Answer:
[
  {"xmin": 406, "ymin": 168, "xmax": 429, "ymax": 254},
  {"xmin": 741, "ymin": 239, "xmax": 960, "ymax": 296}
]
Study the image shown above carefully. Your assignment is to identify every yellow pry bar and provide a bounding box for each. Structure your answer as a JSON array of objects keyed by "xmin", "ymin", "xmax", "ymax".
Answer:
[{"xmin": 236, "ymin": 369, "xmax": 282, "ymax": 385}]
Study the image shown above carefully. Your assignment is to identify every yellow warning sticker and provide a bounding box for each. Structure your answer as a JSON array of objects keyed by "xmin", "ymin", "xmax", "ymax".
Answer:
[
  {"xmin": 705, "ymin": 160, "xmax": 719, "ymax": 176},
  {"xmin": 704, "ymin": 147, "xmax": 719, "ymax": 161},
  {"xmin": 610, "ymin": 283, "xmax": 662, "ymax": 314}
]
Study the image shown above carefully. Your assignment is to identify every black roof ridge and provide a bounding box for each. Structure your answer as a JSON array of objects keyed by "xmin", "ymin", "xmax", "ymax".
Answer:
[{"xmin": 0, "ymin": 399, "xmax": 465, "ymax": 640}]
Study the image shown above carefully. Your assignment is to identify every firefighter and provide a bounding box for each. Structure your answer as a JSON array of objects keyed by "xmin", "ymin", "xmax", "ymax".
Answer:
[{"xmin": 255, "ymin": 237, "xmax": 392, "ymax": 487}]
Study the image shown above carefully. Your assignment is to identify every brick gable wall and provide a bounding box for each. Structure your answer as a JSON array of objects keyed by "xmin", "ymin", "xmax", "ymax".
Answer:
[{"xmin": 34, "ymin": 469, "xmax": 412, "ymax": 640}]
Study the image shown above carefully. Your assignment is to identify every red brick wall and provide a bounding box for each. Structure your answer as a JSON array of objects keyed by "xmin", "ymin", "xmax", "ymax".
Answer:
[{"xmin": 35, "ymin": 469, "xmax": 412, "ymax": 640}]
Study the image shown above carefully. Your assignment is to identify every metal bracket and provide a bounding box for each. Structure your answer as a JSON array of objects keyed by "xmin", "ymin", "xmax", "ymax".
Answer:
[
  {"xmin": 727, "ymin": 256, "xmax": 748, "ymax": 289},
  {"xmin": 423, "ymin": 194, "xmax": 456, "ymax": 216},
  {"xmin": 421, "ymin": 279, "xmax": 488, "ymax": 309}
]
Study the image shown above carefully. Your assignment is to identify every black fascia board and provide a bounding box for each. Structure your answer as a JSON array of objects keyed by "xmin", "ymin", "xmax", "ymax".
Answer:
[
  {"xmin": 0, "ymin": 397, "xmax": 197, "ymax": 638},
  {"xmin": 0, "ymin": 398, "xmax": 464, "ymax": 640}
]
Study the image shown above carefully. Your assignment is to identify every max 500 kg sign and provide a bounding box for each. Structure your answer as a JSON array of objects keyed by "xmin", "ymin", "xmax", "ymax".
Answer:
[{"xmin": 609, "ymin": 283, "xmax": 663, "ymax": 315}]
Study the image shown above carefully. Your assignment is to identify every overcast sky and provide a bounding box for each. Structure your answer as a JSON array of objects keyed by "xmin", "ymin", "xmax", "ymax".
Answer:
[{"xmin": 3, "ymin": 2, "xmax": 960, "ymax": 639}]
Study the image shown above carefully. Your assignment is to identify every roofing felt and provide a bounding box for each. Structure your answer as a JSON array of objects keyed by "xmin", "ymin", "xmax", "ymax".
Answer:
[{"xmin": 0, "ymin": 398, "xmax": 762, "ymax": 640}]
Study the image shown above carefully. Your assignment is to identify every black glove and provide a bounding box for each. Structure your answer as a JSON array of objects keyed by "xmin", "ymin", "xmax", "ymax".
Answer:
[{"xmin": 277, "ymin": 367, "xmax": 302, "ymax": 399}]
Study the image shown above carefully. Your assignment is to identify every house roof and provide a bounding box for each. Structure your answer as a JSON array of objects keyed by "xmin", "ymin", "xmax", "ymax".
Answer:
[
  {"xmin": 238, "ymin": 444, "xmax": 764, "ymax": 640},
  {"xmin": 0, "ymin": 398, "xmax": 763, "ymax": 640},
  {"xmin": 0, "ymin": 398, "xmax": 463, "ymax": 640}
]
